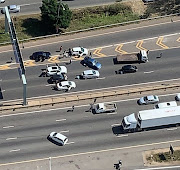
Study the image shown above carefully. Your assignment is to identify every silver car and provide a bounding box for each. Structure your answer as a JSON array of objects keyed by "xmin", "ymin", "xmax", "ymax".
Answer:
[
  {"xmin": 80, "ymin": 70, "xmax": 100, "ymax": 79},
  {"xmin": 1, "ymin": 5, "xmax": 20, "ymax": 14},
  {"xmin": 49, "ymin": 132, "xmax": 68, "ymax": 146},
  {"xmin": 139, "ymin": 95, "xmax": 159, "ymax": 105},
  {"xmin": 0, "ymin": 0, "xmax": 5, "ymax": 3}
]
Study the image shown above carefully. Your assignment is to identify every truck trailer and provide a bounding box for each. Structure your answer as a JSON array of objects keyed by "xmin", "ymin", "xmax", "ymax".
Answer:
[
  {"xmin": 116, "ymin": 50, "xmax": 148, "ymax": 63},
  {"xmin": 121, "ymin": 106, "xmax": 180, "ymax": 132}
]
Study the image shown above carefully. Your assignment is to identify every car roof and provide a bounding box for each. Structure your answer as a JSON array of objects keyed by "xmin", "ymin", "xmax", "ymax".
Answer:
[
  {"xmin": 83, "ymin": 70, "xmax": 97, "ymax": 74},
  {"xmin": 61, "ymin": 81, "xmax": 71, "ymax": 85},
  {"xmin": 9, "ymin": 5, "xmax": 17, "ymax": 9},
  {"xmin": 147, "ymin": 95, "xmax": 156, "ymax": 100},
  {"xmin": 55, "ymin": 133, "xmax": 67, "ymax": 141},
  {"xmin": 72, "ymin": 47, "xmax": 82, "ymax": 51}
]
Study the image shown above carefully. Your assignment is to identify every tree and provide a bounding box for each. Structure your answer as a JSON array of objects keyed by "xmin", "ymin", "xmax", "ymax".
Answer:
[{"xmin": 40, "ymin": 0, "xmax": 72, "ymax": 33}]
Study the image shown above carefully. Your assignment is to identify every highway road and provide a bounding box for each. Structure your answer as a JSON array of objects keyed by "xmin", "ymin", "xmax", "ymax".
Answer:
[
  {"xmin": 0, "ymin": 94, "xmax": 180, "ymax": 165},
  {"xmin": 0, "ymin": 0, "xmax": 116, "ymax": 16},
  {"xmin": 0, "ymin": 19, "xmax": 180, "ymax": 101}
]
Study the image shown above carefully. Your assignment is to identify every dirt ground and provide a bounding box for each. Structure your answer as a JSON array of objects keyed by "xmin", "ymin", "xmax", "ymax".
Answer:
[
  {"xmin": 122, "ymin": 0, "xmax": 147, "ymax": 15},
  {"xmin": 143, "ymin": 146, "xmax": 180, "ymax": 167}
]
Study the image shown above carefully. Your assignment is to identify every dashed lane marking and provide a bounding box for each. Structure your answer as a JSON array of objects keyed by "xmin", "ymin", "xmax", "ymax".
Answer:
[
  {"xmin": 115, "ymin": 44, "xmax": 128, "ymax": 54},
  {"xmin": 6, "ymin": 137, "xmax": 17, "ymax": 141},
  {"xmin": 116, "ymin": 134, "xmax": 128, "ymax": 138},
  {"xmin": 3, "ymin": 125, "xmax": 14, "ymax": 129},
  {"xmin": 156, "ymin": 36, "xmax": 169, "ymax": 49},
  {"xmin": 96, "ymin": 77, "xmax": 105, "ymax": 80},
  {"xmin": 9, "ymin": 149, "xmax": 20, "ymax": 153},
  {"xmin": 93, "ymin": 48, "xmax": 106, "ymax": 57},
  {"xmin": 60, "ymin": 130, "xmax": 69, "ymax": 133},
  {"xmin": 144, "ymin": 71, "xmax": 154, "ymax": 74},
  {"xmin": 56, "ymin": 119, "xmax": 66, "ymax": 122},
  {"xmin": 136, "ymin": 40, "xmax": 147, "ymax": 51},
  {"xmin": 66, "ymin": 142, "xmax": 75, "ymax": 145},
  {"xmin": 107, "ymin": 112, "xmax": 117, "ymax": 115},
  {"xmin": 167, "ymin": 127, "xmax": 177, "ymax": 131},
  {"xmin": 111, "ymin": 123, "xmax": 121, "ymax": 127}
]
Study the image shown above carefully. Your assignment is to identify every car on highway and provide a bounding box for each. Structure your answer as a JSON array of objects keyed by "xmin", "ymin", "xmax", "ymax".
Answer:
[
  {"xmin": 49, "ymin": 132, "xmax": 68, "ymax": 146},
  {"xmin": 1, "ymin": 5, "xmax": 20, "ymax": 14},
  {"xmin": 72, "ymin": 47, "xmax": 88, "ymax": 57},
  {"xmin": 49, "ymin": 74, "xmax": 68, "ymax": 83},
  {"xmin": 55, "ymin": 81, "xmax": 76, "ymax": 91},
  {"xmin": 78, "ymin": 70, "xmax": 100, "ymax": 79},
  {"xmin": 30, "ymin": 51, "xmax": 51, "ymax": 61},
  {"xmin": 46, "ymin": 65, "xmax": 67, "ymax": 76},
  {"xmin": 175, "ymin": 93, "xmax": 180, "ymax": 101},
  {"xmin": 138, "ymin": 95, "xmax": 159, "ymax": 105},
  {"xmin": 0, "ymin": 0, "xmax": 5, "ymax": 3},
  {"xmin": 82, "ymin": 56, "xmax": 101, "ymax": 70},
  {"xmin": 116, "ymin": 65, "xmax": 137, "ymax": 74}
]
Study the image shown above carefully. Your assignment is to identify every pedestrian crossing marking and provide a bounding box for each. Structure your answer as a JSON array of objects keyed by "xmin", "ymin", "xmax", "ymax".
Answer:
[
  {"xmin": 0, "ymin": 64, "xmax": 11, "ymax": 70},
  {"xmin": 48, "ymin": 55, "xmax": 59, "ymax": 63},
  {"xmin": 24, "ymin": 60, "xmax": 35, "ymax": 67}
]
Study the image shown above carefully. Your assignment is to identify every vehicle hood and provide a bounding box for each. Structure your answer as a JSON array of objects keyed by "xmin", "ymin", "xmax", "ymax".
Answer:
[
  {"xmin": 139, "ymin": 97, "xmax": 145, "ymax": 104},
  {"xmin": 95, "ymin": 62, "xmax": 102, "ymax": 69},
  {"xmin": 60, "ymin": 66, "xmax": 67, "ymax": 74}
]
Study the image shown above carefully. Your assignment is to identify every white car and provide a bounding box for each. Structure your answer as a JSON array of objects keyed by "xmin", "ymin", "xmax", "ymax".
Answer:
[
  {"xmin": 49, "ymin": 132, "xmax": 68, "ymax": 146},
  {"xmin": 81, "ymin": 70, "xmax": 100, "ymax": 79},
  {"xmin": 55, "ymin": 81, "xmax": 76, "ymax": 91},
  {"xmin": 72, "ymin": 47, "xmax": 88, "ymax": 57},
  {"xmin": 138, "ymin": 95, "xmax": 159, "ymax": 105},
  {"xmin": 1, "ymin": 5, "xmax": 20, "ymax": 14},
  {"xmin": 0, "ymin": 0, "xmax": 5, "ymax": 3},
  {"xmin": 46, "ymin": 65, "xmax": 67, "ymax": 76}
]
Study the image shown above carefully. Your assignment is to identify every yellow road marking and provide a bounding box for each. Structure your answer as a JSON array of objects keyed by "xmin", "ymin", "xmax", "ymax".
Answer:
[
  {"xmin": 115, "ymin": 44, "xmax": 128, "ymax": 54},
  {"xmin": 136, "ymin": 40, "xmax": 147, "ymax": 51},
  {"xmin": 48, "ymin": 55, "xmax": 60, "ymax": 63},
  {"xmin": 156, "ymin": 36, "xmax": 169, "ymax": 49},
  {"xmin": 0, "ymin": 64, "xmax": 11, "ymax": 70},
  {"xmin": 24, "ymin": 60, "xmax": 35, "ymax": 67},
  {"xmin": 177, "ymin": 37, "xmax": 180, "ymax": 42},
  {"xmin": 72, "ymin": 56, "xmax": 83, "ymax": 60},
  {"xmin": 93, "ymin": 48, "xmax": 106, "ymax": 57}
]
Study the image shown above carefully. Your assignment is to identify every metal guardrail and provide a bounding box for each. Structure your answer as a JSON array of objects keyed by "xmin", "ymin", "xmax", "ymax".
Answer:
[
  {"xmin": 0, "ymin": 13, "xmax": 179, "ymax": 46},
  {"xmin": 1, "ymin": 81, "xmax": 180, "ymax": 112}
]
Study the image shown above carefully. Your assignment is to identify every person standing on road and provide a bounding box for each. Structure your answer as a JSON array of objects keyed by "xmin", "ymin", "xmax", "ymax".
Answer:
[{"xmin": 59, "ymin": 46, "xmax": 63, "ymax": 52}]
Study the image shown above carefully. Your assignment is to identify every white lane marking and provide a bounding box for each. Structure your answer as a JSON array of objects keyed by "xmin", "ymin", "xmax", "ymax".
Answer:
[
  {"xmin": 60, "ymin": 130, "xmax": 69, "ymax": 133},
  {"xmin": 111, "ymin": 123, "xmax": 121, "ymax": 127},
  {"xmin": 144, "ymin": 71, "xmax": 154, "ymax": 74},
  {"xmin": 1, "ymin": 20, "xmax": 180, "ymax": 54},
  {"xmin": 135, "ymin": 165, "xmax": 180, "ymax": 170},
  {"xmin": 116, "ymin": 134, "xmax": 128, "ymax": 138},
  {"xmin": 45, "ymin": 84, "xmax": 53, "ymax": 87},
  {"xmin": 66, "ymin": 142, "xmax": 75, "ymax": 145},
  {"xmin": 1, "ymin": 90, "xmax": 5, "ymax": 92},
  {"xmin": 56, "ymin": 119, "xmax": 66, "ymax": 122},
  {"xmin": 96, "ymin": 77, "xmax": 105, "ymax": 80},
  {"xmin": 167, "ymin": 127, "xmax": 177, "ymax": 131},
  {"xmin": 6, "ymin": 137, "xmax": 17, "ymax": 141},
  {"xmin": 107, "ymin": 112, "xmax": 117, "ymax": 115},
  {"xmin": 9, "ymin": 149, "xmax": 20, "ymax": 153},
  {"xmin": 2, "ymin": 77, "xmax": 180, "ymax": 104},
  {"xmin": 3, "ymin": 125, "xmax": 14, "ymax": 129}
]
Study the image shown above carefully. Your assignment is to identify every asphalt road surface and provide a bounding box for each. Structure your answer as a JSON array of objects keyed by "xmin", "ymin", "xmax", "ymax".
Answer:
[{"xmin": 0, "ymin": 94, "xmax": 179, "ymax": 165}]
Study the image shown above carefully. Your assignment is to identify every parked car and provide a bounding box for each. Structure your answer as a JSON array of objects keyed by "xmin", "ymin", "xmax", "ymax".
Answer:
[
  {"xmin": 30, "ymin": 51, "xmax": 51, "ymax": 61},
  {"xmin": 139, "ymin": 95, "xmax": 159, "ymax": 105},
  {"xmin": 175, "ymin": 93, "xmax": 180, "ymax": 101},
  {"xmin": 1, "ymin": 5, "xmax": 20, "ymax": 14},
  {"xmin": 72, "ymin": 47, "xmax": 88, "ymax": 57},
  {"xmin": 46, "ymin": 65, "xmax": 67, "ymax": 76},
  {"xmin": 78, "ymin": 70, "xmax": 100, "ymax": 79},
  {"xmin": 0, "ymin": 0, "xmax": 5, "ymax": 3},
  {"xmin": 49, "ymin": 132, "xmax": 68, "ymax": 146},
  {"xmin": 116, "ymin": 65, "xmax": 137, "ymax": 74},
  {"xmin": 55, "ymin": 81, "xmax": 76, "ymax": 91},
  {"xmin": 82, "ymin": 56, "xmax": 101, "ymax": 70}
]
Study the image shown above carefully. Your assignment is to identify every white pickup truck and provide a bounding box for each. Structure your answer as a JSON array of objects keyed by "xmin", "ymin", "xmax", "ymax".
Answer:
[{"xmin": 94, "ymin": 103, "xmax": 117, "ymax": 114}]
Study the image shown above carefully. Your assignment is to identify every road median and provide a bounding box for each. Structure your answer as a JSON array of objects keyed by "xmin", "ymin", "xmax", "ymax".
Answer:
[{"xmin": 1, "ymin": 79, "xmax": 180, "ymax": 112}]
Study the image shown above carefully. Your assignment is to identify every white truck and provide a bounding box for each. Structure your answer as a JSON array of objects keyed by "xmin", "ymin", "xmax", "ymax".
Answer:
[
  {"xmin": 116, "ymin": 50, "xmax": 148, "ymax": 63},
  {"xmin": 94, "ymin": 103, "xmax": 117, "ymax": 114},
  {"xmin": 121, "ymin": 106, "xmax": 180, "ymax": 132}
]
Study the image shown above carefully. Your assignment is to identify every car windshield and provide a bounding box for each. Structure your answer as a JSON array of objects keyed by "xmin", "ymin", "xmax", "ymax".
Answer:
[
  {"xmin": 144, "ymin": 96, "xmax": 148, "ymax": 101},
  {"xmin": 81, "ymin": 48, "xmax": 84, "ymax": 52},
  {"xmin": 53, "ymin": 132, "xmax": 57, "ymax": 137},
  {"xmin": 92, "ymin": 71, "xmax": 96, "ymax": 74},
  {"xmin": 153, "ymin": 95, "xmax": 157, "ymax": 99},
  {"xmin": 68, "ymin": 82, "xmax": 72, "ymax": 86}
]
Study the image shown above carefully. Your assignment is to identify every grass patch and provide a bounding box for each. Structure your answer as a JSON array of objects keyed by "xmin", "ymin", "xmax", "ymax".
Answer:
[
  {"xmin": 0, "ymin": 2, "xmax": 139, "ymax": 44},
  {"xmin": 147, "ymin": 150, "xmax": 180, "ymax": 163}
]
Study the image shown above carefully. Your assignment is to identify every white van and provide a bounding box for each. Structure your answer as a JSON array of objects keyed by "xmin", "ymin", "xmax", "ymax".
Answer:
[{"xmin": 154, "ymin": 101, "xmax": 177, "ymax": 109}]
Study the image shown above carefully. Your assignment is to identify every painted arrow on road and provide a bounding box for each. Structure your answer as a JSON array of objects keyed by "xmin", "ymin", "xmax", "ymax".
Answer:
[
  {"xmin": 115, "ymin": 44, "xmax": 128, "ymax": 54},
  {"xmin": 156, "ymin": 36, "xmax": 169, "ymax": 49},
  {"xmin": 93, "ymin": 48, "xmax": 106, "ymax": 57},
  {"xmin": 136, "ymin": 40, "xmax": 147, "ymax": 51}
]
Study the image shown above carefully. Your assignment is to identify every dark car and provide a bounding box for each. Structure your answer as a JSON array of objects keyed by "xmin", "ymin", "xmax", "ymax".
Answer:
[
  {"xmin": 82, "ymin": 56, "xmax": 101, "ymax": 70},
  {"xmin": 49, "ymin": 73, "xmax": 68, "ymax": 83},
  {"xmin": 116, "ymin": 65, "xmax": 137, "ymax": 74},
  {"xmin": 30, "ymin": 51, "xmax": 51, "ymax": 61}
]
